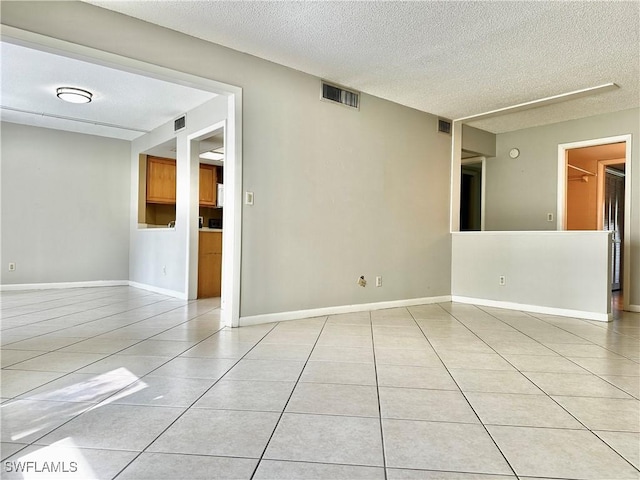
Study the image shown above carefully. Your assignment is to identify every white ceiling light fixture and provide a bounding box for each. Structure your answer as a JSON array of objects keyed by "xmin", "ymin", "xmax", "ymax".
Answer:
[
  {"xmin": 56, "ymin": 87, "xmax": 93, "ymax": 104},
  {"xmin": 199, "ymin": 151, "xmax": 224, "ymax": 161}
]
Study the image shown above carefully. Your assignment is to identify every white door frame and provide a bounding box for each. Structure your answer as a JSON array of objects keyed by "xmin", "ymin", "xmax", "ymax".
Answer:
[{"xmin": 557, "ymin": 134, "xmax": 632, "ymax": 311}]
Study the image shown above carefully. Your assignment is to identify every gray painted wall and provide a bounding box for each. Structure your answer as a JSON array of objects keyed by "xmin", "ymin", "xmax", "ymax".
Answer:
[
  {"xmin": 462, "ymin": 125, "xmax": 496, "ymax": 157},
  {"xmin": 1, "ymin": 2, "xmax": 453, "ymax": 316},
  {"xmin": 1, "ymin": 122, "xmax": 130, "ymax": 284},
  {"xmin": 485, "ymin": 108, "xmax": 639, "ymax": 307}
]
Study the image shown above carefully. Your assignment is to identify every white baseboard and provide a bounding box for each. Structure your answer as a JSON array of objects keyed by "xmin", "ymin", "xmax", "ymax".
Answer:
[
  {"xmin": 128, "ymin": 281, "xmax": 187, "ymax": 300},
  {"xmin": 627, "ymin": 304, "xmax": 640, "ymax": 313},
  {"xmin": 0, "ymin": 280, "xmax": 128, "ymax": 292},
  {"xmin": 239, "ymin": 295, "xmax": 452, "ymax": 326},
  {"xmin": 452, "ymin": 296, "xmax": 611, "ymax": 322}
]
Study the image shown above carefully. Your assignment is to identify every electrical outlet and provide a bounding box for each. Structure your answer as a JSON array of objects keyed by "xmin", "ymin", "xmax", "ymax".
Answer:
[
  {"xmin": 376, "ymin": 276, "xmax": 382, "ymax": 287},
  {"xmin": 547, "ymin": 213, "xmax": 554, "ymax": 222},
  {"xmin": 499, "ymin": 275, "xmax": 506, "ymax": 286},
  {"xmin": 8, "ymin": 262, "xmax": 16, "ymax": 272},
  {"xmin": 162, "ymin": 265, "xmax": 167, "ymax": 276}
]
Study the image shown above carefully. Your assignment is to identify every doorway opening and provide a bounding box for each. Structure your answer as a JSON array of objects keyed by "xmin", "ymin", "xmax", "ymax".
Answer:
[
  {"xmin": 559, "ymin": 136, "xmax": 631, "ymax": 312},
  {"xmin": 460, "ymin": 156, "xmax": 486, "ymax": 231},
  {"xmin": 3, "ymin": 27, "xmax": 243, "ymax": 326},
  {"xmin": 196, "ymin": 128, "xmax": 224, "ymax": 299}
]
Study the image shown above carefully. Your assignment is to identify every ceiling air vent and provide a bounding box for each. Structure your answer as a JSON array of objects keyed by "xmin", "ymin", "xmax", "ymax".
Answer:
[
  {"xmin": 438, "ymin": 118, "xmax": 452, "ymax": 135},
  {"xmin": 321, "ymin": 81, "xmax": 360, "ymax": 109},
  {"xmin": 174, "ymin": 115, "xmax": 186, "ymax": 132}
]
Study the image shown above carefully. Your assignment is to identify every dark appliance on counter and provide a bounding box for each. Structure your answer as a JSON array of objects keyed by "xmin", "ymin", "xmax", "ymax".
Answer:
[{"xmin": 208, "ymin": 218, "xmax": 222, "ymax": 229}]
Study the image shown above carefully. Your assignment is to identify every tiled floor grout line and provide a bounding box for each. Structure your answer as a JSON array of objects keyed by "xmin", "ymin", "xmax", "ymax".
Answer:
[
  {"xmin": 1, "ymin": 296, "xmax": 197, "ymax": 351},
  {"xmin": 528, "ymin": 314, "xmax": 640, "ymax": 363},
  {"xmin": 408, "ymin": 304, "xmax": 520, "ymax": 478},
  {"xmin": 2, "ymin": 294, "xmax": 198, "ymax": 337},
  {"xmin": 1, "ymin": 297, "xmax": 222, "ymax": 371},
  {"xmin": 428, "ymin": 305, "xmax": 635, "ymax": 462},
  {"xmin": 2, "ymin": 320, "xmax": 233, "ymax": 454},
  {"xmin": 110, "ymin": 321, "xmax": 282, "ymax": 480},
  {"xmin": 369, "ymin": 310, "xmax": 388, "ymax": 479},
  {"xmin": 1, "ymin": 303, "xmax": 228, "ymax": 425},
  {"xmin": 446, "ymin": 304, "xmax": 640, "ymax": 472},
  {"xmin": 511, "ymin": 308, "xmax": 640, "ymax": 364},
  {"xmin": 430, "ymin": 303, "xmax": 616, "ymax": 433},
  {"xmin": 2, "ymin": 292, "xmax": 638, "ymax": 478},
  {"xmin": 0, "ymin": 287, "xmax": 136, "ymax": 314},
  {"xmin": 247, "ymin": 316, "xmax": 330, "ymax": 480},
  {"xmin": 3, "ymin": 288, "xmax": 204, "ymax": 323},
  {"xmin": 466, "ymin": 305, "xmax": 639, "ymax": 402},
  {"xmin": 450, "ymin": 304, "xmax": 638, "ymax": 399},
  {"xmin": 0, "ymin": 287, "xmax": 164, "ymax": 323}
]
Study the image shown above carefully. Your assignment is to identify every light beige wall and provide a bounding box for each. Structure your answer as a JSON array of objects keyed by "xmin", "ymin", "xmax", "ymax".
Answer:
[
  {"xmin": 1, "ymin": 1, "xmax": 453, "ymax": 316},
  {"xmin": 485, "ymin": 108, "xmax": 639, "ymax": 307}
]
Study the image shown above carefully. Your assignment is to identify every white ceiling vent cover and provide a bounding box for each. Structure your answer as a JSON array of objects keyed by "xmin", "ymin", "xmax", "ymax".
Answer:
[{"xmin": 321, "ymin": 81, "xmax": 360, "ymax": 109}]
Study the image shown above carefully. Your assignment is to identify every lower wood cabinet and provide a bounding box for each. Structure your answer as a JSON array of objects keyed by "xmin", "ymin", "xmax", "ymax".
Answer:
[{"xmin": 198, "ymin": 231, "xmax": 222, "ymax": 298}]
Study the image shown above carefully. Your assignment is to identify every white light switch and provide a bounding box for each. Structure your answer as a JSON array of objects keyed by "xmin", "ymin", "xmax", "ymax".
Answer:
[{"xmin": 245, "ymin": 192, "xmax": 254, "ymax": 205}]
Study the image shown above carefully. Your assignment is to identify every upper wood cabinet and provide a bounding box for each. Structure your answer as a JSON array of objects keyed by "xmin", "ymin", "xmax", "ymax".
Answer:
[
  {"xmin": 146, "ymin": 157, "xmax": 176, "ymax": 204},
  {"xmin": 199, "ymin": 164, "xmax": 217, "ymax": 207}
]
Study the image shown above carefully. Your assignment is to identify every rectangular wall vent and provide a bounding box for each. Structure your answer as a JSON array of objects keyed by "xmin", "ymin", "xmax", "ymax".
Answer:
[
  {"xmin": 174, "ymin": 115, "xmax": 186, "ymax": 132},
  {"xmin": 321, "ymin": 81, "xmax": 360, "ymax": 109},
  {"xmin": 438, "ymin": 118, "xmax": 452, "ymax": 135}
]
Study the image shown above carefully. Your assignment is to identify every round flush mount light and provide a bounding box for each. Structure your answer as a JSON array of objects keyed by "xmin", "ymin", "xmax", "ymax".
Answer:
[
  {"xmin": 509, "ymin": 148, "xmax": 520, "ymax": 159},
  {"xmin": 56, "ymin": 87, "xmax": 93, "ymax": 104}
]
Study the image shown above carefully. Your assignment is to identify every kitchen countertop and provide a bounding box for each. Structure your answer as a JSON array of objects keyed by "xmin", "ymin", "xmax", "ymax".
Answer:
[{"xmin": 138, "ymin": 223, "xmax": 175, "ymax": 230}]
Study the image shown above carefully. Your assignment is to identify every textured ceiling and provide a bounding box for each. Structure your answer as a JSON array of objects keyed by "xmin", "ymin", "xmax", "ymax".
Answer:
[
  {"xmin": 87, "ymin": 0, "xmax": 640, "ymax": 133},
  {"xmin": 0, "ymin": 42, "xmax": 217, "ymax": 140}
]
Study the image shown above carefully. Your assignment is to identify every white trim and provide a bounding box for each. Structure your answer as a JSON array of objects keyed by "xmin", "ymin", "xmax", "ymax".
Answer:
[
  {"xmin": 225, "ymin": 93, "xmax": 243, "ymax": 328},
  {"xmin": 455, "ymin": 83, "xmax": 618, "ymax": 123},
  {"xmin": 0, "ymin": 280, "xmax": 128, "ymax": 291},
  {"xmin": 450, "ymin": 121, "xmax": 462, "ymax": 232},
  {"xmin": 452, "ymin": 230, "xmax": 608, "ymax": 237},
  {"xmin": 557, "ymin": 134, "xmax": 633, "ymax": 312},
  {"xmin": 627, "ymin": 304, "xmax": 640, "ymax": 313},
  {"xmin": 128, "ymin": 281, "xmax": 187, "ymax": 300},
  {"xmin": 240, "ymin": 296, "xmax": 453, "ymax": 326},
  {"xmin": 452, "ymin": 296, "xmax": 611, "ymax": 322}
]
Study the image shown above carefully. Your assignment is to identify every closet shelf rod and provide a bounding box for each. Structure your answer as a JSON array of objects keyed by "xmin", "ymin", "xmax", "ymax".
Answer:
[{"xmin": 568, "ymin": 164, "xmax": 596, "ymax": 176}]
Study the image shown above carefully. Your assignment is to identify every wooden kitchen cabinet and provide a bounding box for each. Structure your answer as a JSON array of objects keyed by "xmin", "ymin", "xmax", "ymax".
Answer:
[
  {"xmin": 199, "ymin": 164, "xmax": 217, "ymax": 206},
  {"xmin": 198, "ymin": 231, "xmax": 222, "ymax": 298},
  {"xmin": 147, "ymin": 156, "xmax": 176, "ymax": 204}
]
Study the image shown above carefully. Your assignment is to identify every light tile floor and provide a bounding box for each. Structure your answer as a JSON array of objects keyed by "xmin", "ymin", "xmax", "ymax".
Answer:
[{"xmin": 1, "ymin": 286, "xmax": 639, "ymax": 479}]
